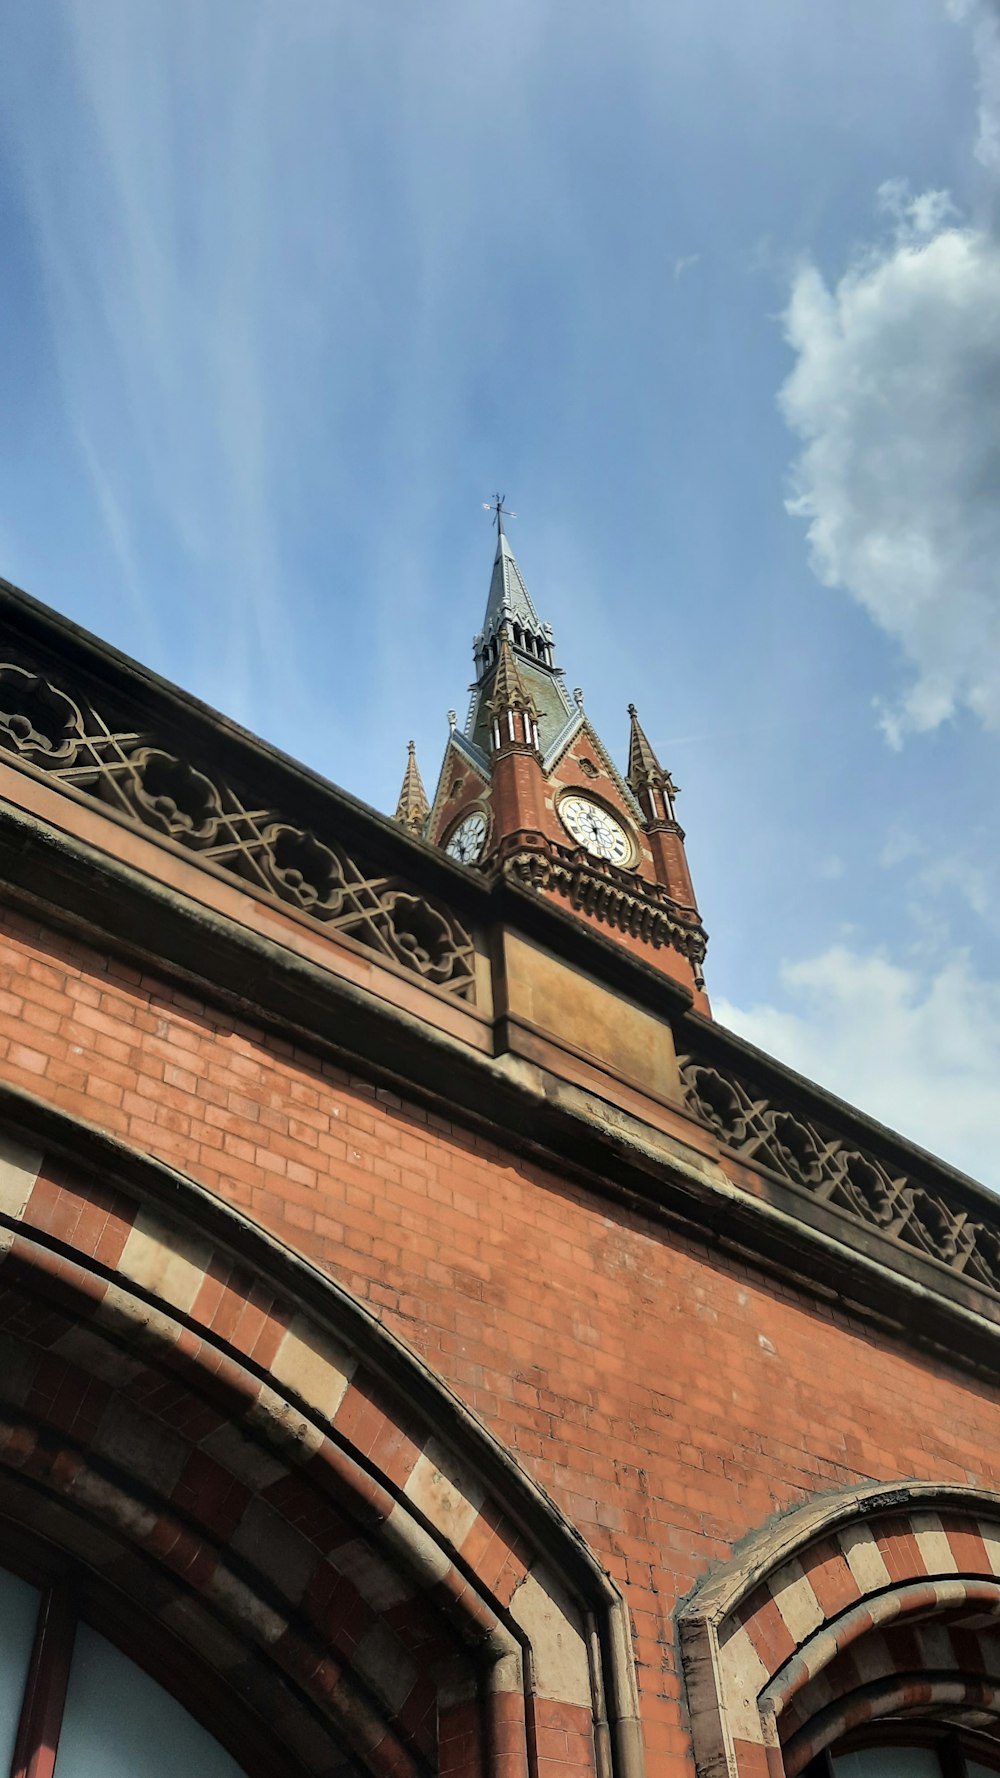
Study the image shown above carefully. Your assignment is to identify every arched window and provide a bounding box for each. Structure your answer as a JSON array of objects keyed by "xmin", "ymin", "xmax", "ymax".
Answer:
[
  {"xmin": 680, "ymin": 1487, "xmax": 1000, "ymax": 1778},
  {"xmin": 0, "ymin": 1563, "xmax": 246, "ymax": 1778},
  {"xmin": 807, "ymin": 1728, "xmax": 1000, "ymax": 1778}
]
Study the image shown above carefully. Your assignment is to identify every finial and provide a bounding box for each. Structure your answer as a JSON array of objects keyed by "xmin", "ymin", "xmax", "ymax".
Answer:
[
  {"xmin": 574, "ymin": 687, "xmax": 585, "ymax": 707},
  {"xmin": 482, "ymin": 492, "xmax": 517, "ymax": 538},
  {"xmin": 628, "ymin": 702, "xmax": 638, "ymax": 718},
  {"xmin": 407, "ymin": 738, "xmax": 416, "ymax": 755},
  {"xmin": 447, "ymin": 709, "xmax": 457, "ymax": 732}
]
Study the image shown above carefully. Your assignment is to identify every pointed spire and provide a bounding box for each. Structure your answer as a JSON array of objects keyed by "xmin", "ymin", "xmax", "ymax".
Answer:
[
  {"xmin": 627, "ymin": 704, "xmax": 664, "ymax": 789},
  {"xmin": 626, "ymin": 705, "xmax": 680, "ymax": 822},
  {"xmin": 486, "ymin": 635, "xmax": 540, "ymax": 754},
  {"xmin": 463, "ymin": 509, "xmax": 575, "ymax": 761},
  {"xmin": 480, "ymin": 533, "xmax": 548, "ymax": 650},
  {"xmin": 474, "ymin": 525, "xmax": 558, "ymax": 682},
  {"xmin": 488, "ymin": 634, "xmax": 537, "ymax": 718},
  {"xmin": 394, "ymin": 740, "xmax": 430, "ymax": 836},
  {"xmin": 625, "ymin": 705, "xmax": 697, "ymax": 911}
]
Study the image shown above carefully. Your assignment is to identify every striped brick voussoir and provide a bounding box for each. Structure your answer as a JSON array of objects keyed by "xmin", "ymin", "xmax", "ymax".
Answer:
[
  {"xmin": 680, "ymin": 1487, "xmax": 1000, "ymax": 1778},
  {"xmin": 0, "ymin": 1125, "xmax": 602, "ymax": 1778}
]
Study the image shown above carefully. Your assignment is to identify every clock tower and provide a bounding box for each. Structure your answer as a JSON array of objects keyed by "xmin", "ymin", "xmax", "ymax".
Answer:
[{"xmin": 396, "ymin": 503, "xmax": 709, "ymax": 1010}]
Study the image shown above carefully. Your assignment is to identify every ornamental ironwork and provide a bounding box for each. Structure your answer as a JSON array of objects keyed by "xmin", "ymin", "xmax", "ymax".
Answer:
[
  {"xmin": 0, "ymin": 662, "xmax": 476, "ymax": 999},
  {"xmin": 678, "ymin": 1054, "xmax": 1000, "ymax": 1293}
]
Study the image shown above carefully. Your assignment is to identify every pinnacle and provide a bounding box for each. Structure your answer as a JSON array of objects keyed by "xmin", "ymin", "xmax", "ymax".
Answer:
[
  {"xmin": 626, "ymin": 704, "xmax": 676, "ymax": 795},
  {"xmin": 487, "ymin": 633, "xmax": 538, "ymax": 718},
  {"xmin": 394, "ymin": 739, "xmax": 430, "ymax": 836}
]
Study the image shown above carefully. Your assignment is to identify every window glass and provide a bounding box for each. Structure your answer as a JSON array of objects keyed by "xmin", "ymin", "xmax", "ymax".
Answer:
[
  {"xmin": 832, "ymin": 1752, "xmax": 941, "ymax": 1778},
  {"xmin": 0, "ymin": 1567, "xmax": 41, "ymax": 1774},
  {"xmin": 55, "ymin": 1622, "xmax": 246, "ymax": 1778},
  {"xmin": 968, "ymin": 1764, "xmax": 1000, "ymax": 1778}
]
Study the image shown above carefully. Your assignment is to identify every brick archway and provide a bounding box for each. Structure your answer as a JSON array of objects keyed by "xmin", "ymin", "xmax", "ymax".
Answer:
[
  {"xmin": 0, "ymin": 1100, "xmax": 642, "ymax": 1778},
  {"xmin": 679, "ymin": 1484, "xmax": 1000, "ymax": 1778}
]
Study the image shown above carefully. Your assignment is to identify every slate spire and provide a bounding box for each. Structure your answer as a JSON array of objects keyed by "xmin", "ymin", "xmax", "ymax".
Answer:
[
  {"xmin": 466, "ymin": 521, "xmax": 574, "ymax": 762},
  {"xmin": 476, "ymin": 529, "xmax": 554, "ymax": 672},
  {"xmin": 394, "ymin": 740, "xmax": 430, "ymax": 837}
]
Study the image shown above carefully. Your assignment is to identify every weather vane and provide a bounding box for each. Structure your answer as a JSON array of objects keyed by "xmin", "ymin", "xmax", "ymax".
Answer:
[{"xmin": 482, "ymin": 492, "xmax": 517, "ymax": 536}]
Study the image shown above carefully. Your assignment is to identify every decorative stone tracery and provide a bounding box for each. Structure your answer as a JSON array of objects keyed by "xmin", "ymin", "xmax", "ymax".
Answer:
[
  {"xmin": 678, "ymin": 1054, "xmax": 1000, "ymax": 1298},
  {"xmin": 0, "ymin": 661, "xmax": 476, "ymax": 1000}
]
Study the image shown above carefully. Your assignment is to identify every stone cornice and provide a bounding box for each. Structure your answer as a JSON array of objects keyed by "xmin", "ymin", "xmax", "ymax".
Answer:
[{"xmin": 489, "ymin": 830, "xmax": 708, "ymax": 978}]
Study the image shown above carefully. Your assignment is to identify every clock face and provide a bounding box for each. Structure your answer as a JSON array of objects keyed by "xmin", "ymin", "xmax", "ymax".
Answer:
[
  {"xmin": 559, "ymin": 794, "xmax": 632, "ymax": 865},
  {"xmin": 445, "ymin": 810, "xmax": 488, "ymax": 865}
]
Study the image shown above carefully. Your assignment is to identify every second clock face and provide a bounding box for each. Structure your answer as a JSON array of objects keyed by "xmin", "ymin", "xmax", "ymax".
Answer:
[
  {"xmin": 445, "ymin": 810, "xmax": 488, "ymax": 864},
  {"xmin": 559, "ymin": 795, "xmax": 631, "ymax": 865}
]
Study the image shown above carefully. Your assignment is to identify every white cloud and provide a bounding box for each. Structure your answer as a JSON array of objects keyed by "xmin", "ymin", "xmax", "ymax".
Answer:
[
  {"xmin": 878, "ymin": 821, "xmax": 1000, "ymax": 931},
  {"xmin": 716, "ymin": 945, "xmax": 1000, "ymax": 1187},
  {"xmin": 779, "ymin": 1, "xmax": 1000, "ymax": 745},
  {"xmin": 879, "ymin": 825, "xmax": 923, "ymax": 870},
  {"xmin": 948, "ymin": 0, "xmax": 1000, "ymax": 171},
  {"xmin": 780, "ymin": 189, "xmax": 1000, "ymax": 744}
]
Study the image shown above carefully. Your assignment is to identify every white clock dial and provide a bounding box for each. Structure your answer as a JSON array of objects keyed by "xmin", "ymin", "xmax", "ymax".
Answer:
[
  {"xmin": 559, "ymin": 795, "xmax": 631, "ymax": 865},
  {"xmin": 445, "ymin": 810, "xmax": 488, "ymax": 864}
]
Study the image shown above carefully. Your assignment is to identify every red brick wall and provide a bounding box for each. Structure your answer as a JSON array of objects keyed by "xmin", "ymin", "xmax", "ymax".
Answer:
[{"xmin": 3, "ymin": 901, "xmax": 1000, "ymax": 1773}]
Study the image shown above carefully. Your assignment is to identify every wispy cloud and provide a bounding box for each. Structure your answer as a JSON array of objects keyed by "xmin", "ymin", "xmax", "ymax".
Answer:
[
  {"xmin": 879, "ymin": 821, "xmax": 1000, "ymax": 932},
  {"xmin": 717, "ymin": 944, "xmax": 1000, "ymax": 1185},
  {"xmin": 3, "ymin": 1, "xmax": 306, "ymax": 728},
  {"xmin": 947, "ymin": 0, "xmax": 1000, "ymax": 171}
]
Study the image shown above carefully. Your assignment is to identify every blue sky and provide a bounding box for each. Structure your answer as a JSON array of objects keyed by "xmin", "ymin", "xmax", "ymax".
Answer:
[{"xmin": 2, "ymin": 0, "xmax": 999, "ymax": 1181}]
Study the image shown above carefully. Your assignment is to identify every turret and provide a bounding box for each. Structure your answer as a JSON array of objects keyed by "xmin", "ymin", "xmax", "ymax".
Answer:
[
  {"xmin": 486, "ymin": 635, "xmax": 540, "ymax": 757},
  {"xmin": 484, "ymin": 633, "xmax": 546, "ymax": 835},
  {"xmin": 417, "ymin": 502, "xmax": 709, "ymax": 1009}
]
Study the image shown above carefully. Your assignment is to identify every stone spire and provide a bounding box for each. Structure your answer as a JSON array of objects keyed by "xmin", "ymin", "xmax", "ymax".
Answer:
[
  {"xmin": 625, "ymin": 704, "xmax": 697, "ymax": 912},
  {"xmin": 394, "ymin": 740, "xmax": 430, "ymax": 837},
  {"xmin": 487, "ymin": 635, "xmax": 540, "ymax": 754},
  {"xmin": 626, "ymin": 704, "xmax": 679, "ymax": 822}
]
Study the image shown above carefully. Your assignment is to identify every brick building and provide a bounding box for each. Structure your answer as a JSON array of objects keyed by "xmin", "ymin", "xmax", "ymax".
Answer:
[{"xmin": 1, "ymin": 521, "xmax": 1000, "ymax": 1778}]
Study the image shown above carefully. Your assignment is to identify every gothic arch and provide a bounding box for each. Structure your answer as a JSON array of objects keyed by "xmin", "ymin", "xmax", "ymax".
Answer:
[
  {"xmin": 679, "ymin": 1482, "xmax": 1000, "ymax": 1778},
  {"xmin": 0, "ymin": 1089, "xmax": 642, "ymax": 1778}
]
